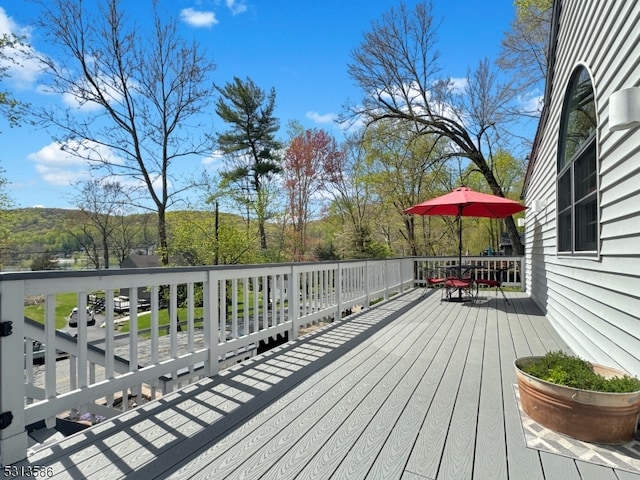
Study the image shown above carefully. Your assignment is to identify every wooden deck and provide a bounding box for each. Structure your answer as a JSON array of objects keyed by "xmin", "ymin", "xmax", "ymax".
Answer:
[{"xmin": 16, "ymin": 289, "xmax": 640, "ymax": 479}]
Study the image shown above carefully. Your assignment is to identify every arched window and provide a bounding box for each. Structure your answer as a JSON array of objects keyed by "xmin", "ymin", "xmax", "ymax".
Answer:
[{"xmin": 557, "ymin": 66, "xmax": 598, "ymax": 254}]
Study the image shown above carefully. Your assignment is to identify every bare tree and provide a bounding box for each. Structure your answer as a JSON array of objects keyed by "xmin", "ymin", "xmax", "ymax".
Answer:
[
  {"xmin": 30, "ymin": 0, "xmax": 216, "ymax": 264},
  {"xmin": 110, "ymin": 213, "xmax": 155, "ymax": 264},
  {"xmin": 68, "ymin": 223, "xmax": 100, "ymax": 269},
  {"xmin": 72, "ymin": 179, "xmax": 129, "ymax": 268},
  {"xmin": 346, "ymin": 0, "xmax": 524, "ymax": 255}
]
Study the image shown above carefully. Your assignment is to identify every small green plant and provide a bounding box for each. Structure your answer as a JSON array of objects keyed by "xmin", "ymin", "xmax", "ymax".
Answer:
[{"xmin": 520, "ymin": 351, "xmax": 640, "ymax": 393}]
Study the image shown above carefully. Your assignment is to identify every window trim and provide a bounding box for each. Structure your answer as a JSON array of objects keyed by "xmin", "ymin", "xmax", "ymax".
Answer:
[{"xmin": 556, "ymin": 64, "xmax": 599, "ymax": 258}]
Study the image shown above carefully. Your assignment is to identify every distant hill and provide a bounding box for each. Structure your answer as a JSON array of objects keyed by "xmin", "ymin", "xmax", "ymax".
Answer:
[
  {"xmin": 7, "ymin": 207, "xmax": 78, "ymax": 253},
  {"xmin": 10, "ymin": 207, "xmax": 77, "ymax": 228},
  {"xmin": 3, "ymin": 207, "xmax": 238, "ymax": 262},
  {"xmin": 4, "ymin": 208, "xmax": 157, "ymax": 263}
]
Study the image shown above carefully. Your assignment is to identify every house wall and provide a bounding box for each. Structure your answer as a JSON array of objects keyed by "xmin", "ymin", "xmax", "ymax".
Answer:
[{"xmin": 525, "ymin": 0, "xmax": 640, "ymax": 376}]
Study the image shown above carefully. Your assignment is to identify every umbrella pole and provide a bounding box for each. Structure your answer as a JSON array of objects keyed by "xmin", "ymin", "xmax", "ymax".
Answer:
[
  {"xmin": 458, "ymin": 215, "xmax": 463, "ymax": 298},
  {"xmin": 458, "ymin": 215, "xmax": 463, "ymax": 271}
]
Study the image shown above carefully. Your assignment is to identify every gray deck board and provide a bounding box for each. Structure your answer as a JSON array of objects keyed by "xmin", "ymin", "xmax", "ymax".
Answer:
[
  {"xmin": 539, "ymin": 451, "xmax": 582, "ymax": 479},
  {"xmin": 13, "ymin": 290, "xmax": 640, "ymax": 480},
  {"xmin": 576, "ymin": 460, "xmax": 621, "ymax": 480},
  {"xmin": 403, "ymin": 305, "xmax": 476, "ymax": 479},
  {"xmin": 498, "ymin": 303, "xmax": 546, "ymax": 480},
  {"xmin": 474, "ymin": 309, "xmax": 508, "ymax": 480},
  {"xmin": 434, "ymin": 305, "xmax": 484, "ymax": 480}
]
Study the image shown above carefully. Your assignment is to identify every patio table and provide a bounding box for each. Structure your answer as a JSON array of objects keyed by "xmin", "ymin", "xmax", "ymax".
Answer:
[{"xmin": 443, "ymin": 265, "xmax": 480, "ymax": 302}]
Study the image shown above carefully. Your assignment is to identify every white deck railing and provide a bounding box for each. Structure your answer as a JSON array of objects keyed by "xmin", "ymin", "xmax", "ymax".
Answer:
[{"xmin": 0, "ymin": 255, "xmax": 522, "ymax": 464}]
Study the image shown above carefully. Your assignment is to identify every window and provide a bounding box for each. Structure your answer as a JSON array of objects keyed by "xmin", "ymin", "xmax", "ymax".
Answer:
[{"xmin": 557, "ymin": 66, "xmax": 598, "ymax": 254}]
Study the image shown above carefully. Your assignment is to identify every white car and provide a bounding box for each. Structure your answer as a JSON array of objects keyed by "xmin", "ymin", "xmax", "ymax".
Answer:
[{"xmin": 68, "ymin": 307, "xmax": 96, "ymax": 328}]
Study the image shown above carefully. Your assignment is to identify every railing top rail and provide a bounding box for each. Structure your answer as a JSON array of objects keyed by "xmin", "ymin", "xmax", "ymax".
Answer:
[{"xmin": 0, "ymin": 257, "xmax": 419, "ymax": 282}]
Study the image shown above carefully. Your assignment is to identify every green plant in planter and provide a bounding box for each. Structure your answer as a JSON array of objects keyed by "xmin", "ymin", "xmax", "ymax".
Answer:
[{"xmin": 520, "ymin": 351, "xmax": 640, "ymax": 393}]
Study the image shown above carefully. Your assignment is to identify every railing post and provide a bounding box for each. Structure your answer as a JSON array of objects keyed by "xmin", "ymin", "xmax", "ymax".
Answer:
[
  {"xmin": 0, "ymin": 280, "xmax": 28, "ymax": 465},
  {"xmin": 405, "ymin": 258, "xmax": 413, "ymax": 290},
  {"xmin": 519, "ymin": 256, "xmax": 525, "ymax": 291},
  {"xmin": 289, "ymin": 266, "xmax": 300, "ymax": 340}
]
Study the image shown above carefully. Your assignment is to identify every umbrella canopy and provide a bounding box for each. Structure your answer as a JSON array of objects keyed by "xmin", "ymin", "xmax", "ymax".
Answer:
[
  {"xmin": 404, "ymin": 186, "xmax": 526, "ymax": 271},
  {"xmin": 404, "ymin": 186, "xmax": 527, "ymax": 218}
]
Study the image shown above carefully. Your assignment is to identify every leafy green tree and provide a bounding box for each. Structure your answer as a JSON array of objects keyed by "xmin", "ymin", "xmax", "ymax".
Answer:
[
  {"xmin": 498, "ymin": 0, "xmax": 553, "ymax": 97},
  {"xmin": 0, "ymin": 33, "xmax": 27, "ymax": 130},
  {"xmin": 0, "ymin": 166, "xmax": 14, "ymax": 269},
  {"xmin": 30, "ymin": 251, "xmax": 59, "ymax": 271},
  {"xmin": 168, "ymin": 211, "xmax": 259, "ymax": 266},
  {"xmin": 215, "ymin": 76, "xmax": 282, "ymax": 252},
  {"xmin": 323, "ymin": 130, "xmax": 378, "ymax": 258},
  {"xmin": 360, "ymin": 120, "xmax": 449, "ymax": 256},
  {"xmin": 0, "ymin": 33, "xmax": 26, "ymax": 268},
  {"xmin": 463, "ymin": 150, "xmax": 526, "ymax": 253},
  {"xmin": 31, "ymin": 0, "xmax": 217, "ymax": 265}
]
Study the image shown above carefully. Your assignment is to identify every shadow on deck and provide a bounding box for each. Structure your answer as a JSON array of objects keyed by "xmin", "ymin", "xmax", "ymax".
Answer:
[{"xmin": 16, "ymin": 289, "xmax": 640, "ymax": 480}]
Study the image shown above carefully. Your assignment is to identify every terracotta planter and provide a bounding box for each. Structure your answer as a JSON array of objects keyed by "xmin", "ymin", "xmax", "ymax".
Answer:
[{"xmin": 515, "ymin": 356, "xmax": 640, "ymax": 444}]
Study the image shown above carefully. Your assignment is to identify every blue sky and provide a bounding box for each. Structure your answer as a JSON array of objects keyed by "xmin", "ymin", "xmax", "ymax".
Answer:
[{"xmin": 0, "ymin": 0, "xmax": 524, "ymax": 210}]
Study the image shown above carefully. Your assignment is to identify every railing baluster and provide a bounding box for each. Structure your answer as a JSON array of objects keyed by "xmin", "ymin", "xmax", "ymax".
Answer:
[
  {"xmin": 243, "ymin": 277, "xmax": 249, "ymax": 336},
  {"xmin": 232, "ymin": 278, "xmax": 238, "ymax": 338},
  {"xmin": 205, "ymin": 270, "xmax": 219, "ymax": 376},
  {"xmin": 220, "ymin": 278, "xmax": 227, "ymax": 342},
  {"xmin": 252, "ymin": 276, "xmax": 259, "ymax": 334},
  {"xmin": 129, "ymin": 286, "xmax": 140, "ymax": 408},
  {"xmin": 279, "ymin": 274, "xmax": 285, "ymax": 325},
  {"xmin": 187, "ymin": 282, "xmax": 194, "ymax": 353},
  {"xmin": 44, "ymin": 294, "xmax": 56, "ymax": 402},
  {"xmin": 170, "ymin": 284, "xmax": 178, "ymax": 358}
]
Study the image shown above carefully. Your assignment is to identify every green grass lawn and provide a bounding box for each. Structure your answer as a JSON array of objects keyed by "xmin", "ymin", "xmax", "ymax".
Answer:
[
  {"xmin": 118, "ymin": 307, "xmax": 204, "ymax": 334},
  {"xmin": 23, "ymin": 289, "xmax": 276, "ymax": 335},
  {"xmin": 24, "ymin": 292, "xmax": 77, "ymax": 330}
]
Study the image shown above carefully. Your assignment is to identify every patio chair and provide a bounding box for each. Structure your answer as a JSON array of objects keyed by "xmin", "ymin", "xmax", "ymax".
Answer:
[
  {"xmin": 475, "ymin": 267, "xmax": 510, "ymax": 304},
  {"xmin": 422, "ymin": 268, "xmax": 446, "ymax": 299}
]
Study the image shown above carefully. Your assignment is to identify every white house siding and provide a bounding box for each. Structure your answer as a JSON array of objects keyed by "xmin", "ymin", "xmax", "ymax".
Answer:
[{"xmin": 525, "ymin": 0, "xmax": 640, "ymax": 376}]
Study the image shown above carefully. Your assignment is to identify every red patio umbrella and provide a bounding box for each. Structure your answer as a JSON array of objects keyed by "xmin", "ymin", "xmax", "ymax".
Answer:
[{"xmin": 404, "ymin": 186, "xmax": 527, "ymax": 269}]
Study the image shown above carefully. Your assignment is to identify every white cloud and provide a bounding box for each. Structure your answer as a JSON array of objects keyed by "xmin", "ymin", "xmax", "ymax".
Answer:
[
  {"xmin": 306, "ymin": 111, "xmax": 337, "ymax": 124},
  {"xmin": 28, "ymin": 143, "xmax": 91, "ymax": 186},
  {"xmin": 61, "ymin": 92, "xmax": 103, "ymax": 112},
  {"xmin": 59, "ymin": 72, "xmax": 128, "ymax": 112},
  {"xmin": 180, "ymin": 8, "xmax": 218, "ymax": 27},
  {"xmin": 202, "ymin": 150, "xmax": 224, "ymax": 169},
  {"xmin": 226, "ymin": 0, "xmax": 248, "ymax": 15},
  {"xmin": 450, "ymin": 77, "xmax": 468, "ymax": 93},
  {"xmin": 521, "ymin": 93, "xmax": 544, "ymax": 114},
  {"xmin": 27, "ymin": 140, "xmax": 123, "ymax": 186},
  {"xmin": 0, "ymin": 6, "xmax": 16, "ymax": 34},
  {"xmin": 0, "ymin": 7, "xmax": 41, "ymax": 89}
]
